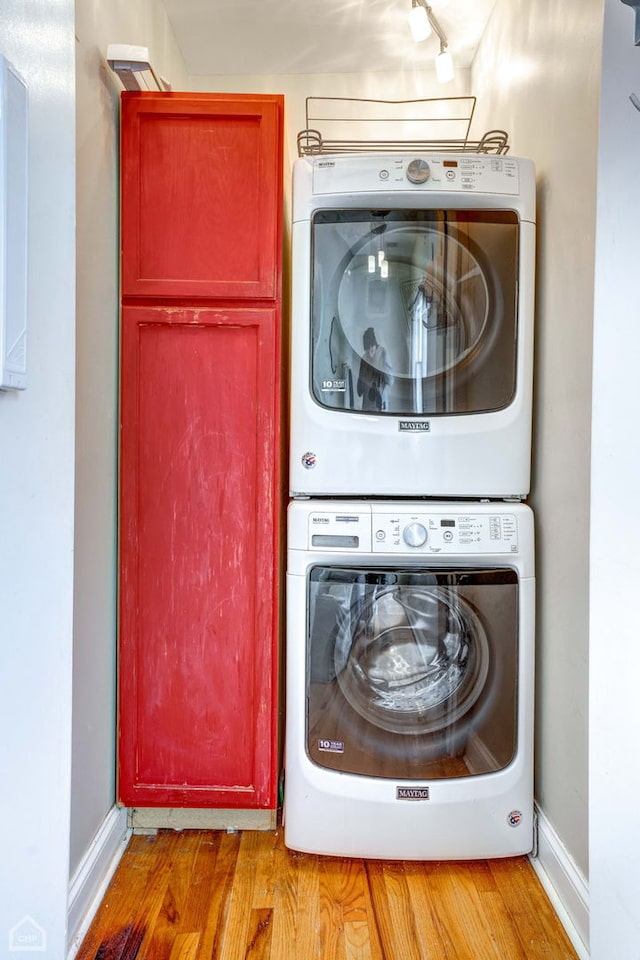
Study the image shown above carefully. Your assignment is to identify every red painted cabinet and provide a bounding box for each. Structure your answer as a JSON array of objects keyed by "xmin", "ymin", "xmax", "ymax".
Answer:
[
  {"xmin": 120, "ymin": 93, "xmax": 282, "ymax": 301},
  {"xmin": 118, "ymin": 94, "xmax": 283, "ymax": 810}
]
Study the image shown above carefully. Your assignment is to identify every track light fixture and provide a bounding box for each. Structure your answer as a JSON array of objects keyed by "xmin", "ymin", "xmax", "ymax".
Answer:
[
  {"xmin": 408, "ymin": 0, "xmax": 432, "ymax": 42},
  {"xmin": 408, "ymin": 1, "xmax": 455, "ymax": 83},
  {"xmin": 435, "ymin": 42, "xmax": 454, "ymax": 83}
]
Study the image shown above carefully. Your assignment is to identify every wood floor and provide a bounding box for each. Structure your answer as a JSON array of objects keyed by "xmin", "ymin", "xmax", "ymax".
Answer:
[{"xmin": 75, "ymin": 827, "xmax": 579, "ymax": 960}]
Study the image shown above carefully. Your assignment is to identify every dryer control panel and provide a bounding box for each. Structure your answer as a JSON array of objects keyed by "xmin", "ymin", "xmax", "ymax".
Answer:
[{"xmin": 311, "ymin": 154, "xmax": 522, "ymax": 197}]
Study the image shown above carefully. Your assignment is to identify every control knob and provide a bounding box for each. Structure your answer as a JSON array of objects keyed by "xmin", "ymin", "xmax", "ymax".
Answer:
[
  {"xmin": 406, "ymin": 159, "xmax": 431, "ymax": 184},
  {"xmin": 403, "ymin": 522, "xmax": 428, "ymax": 547}
]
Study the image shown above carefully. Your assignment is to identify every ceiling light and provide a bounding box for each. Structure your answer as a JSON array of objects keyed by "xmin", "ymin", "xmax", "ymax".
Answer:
[
  {"xmin": 435, "ymin": 45, "xmax": 454, "ymax": 84},
  {"xmin": 407, "ymin": 2, "xmax": 455, "ymax": 84},
  {"xmin": 408, "ymin": 1, "xmax": 432, "ymax": 42},
  {"xmin": 106, "ymin": 44, "xmax": 171, "ymax": 92}
]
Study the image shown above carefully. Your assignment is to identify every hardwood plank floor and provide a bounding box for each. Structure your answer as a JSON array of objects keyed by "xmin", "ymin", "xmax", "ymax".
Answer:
[{"xmin": 75, "ymin": 828, "xmax": 579, "ymax": 960}]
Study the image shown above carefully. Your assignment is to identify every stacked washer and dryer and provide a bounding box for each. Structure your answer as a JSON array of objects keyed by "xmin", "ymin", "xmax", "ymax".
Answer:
[{"xmin": 284, "ymin": 152, "xmax": 536, "ymax": 860}]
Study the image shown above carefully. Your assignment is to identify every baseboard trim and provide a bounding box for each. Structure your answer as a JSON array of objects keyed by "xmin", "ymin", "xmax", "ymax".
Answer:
[
  {"xmin": 529, "ymin": 803, "xmax": 590, "ymax": 960},
  {"xmin": 67, "ymin": 805, "xmax": 131, "ymax": 960}
]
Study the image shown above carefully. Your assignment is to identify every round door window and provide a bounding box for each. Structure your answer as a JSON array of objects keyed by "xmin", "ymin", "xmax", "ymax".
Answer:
[
  {"xmin": 336, "ymin": 226, "xmax": 490, "ymax": 384},
  {"xmin": 335, "ymin": 586, "xmax": 489, "ymax": 736}
]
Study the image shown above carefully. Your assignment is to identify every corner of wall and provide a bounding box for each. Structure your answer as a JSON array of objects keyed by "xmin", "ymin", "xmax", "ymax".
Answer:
[
  {"xmin": 67, "ymin": 806, "xmax": 131, "ymax": 959},
  {"xmin": 530, "ymin": 803, "xmax": 590, "ymax": 959}
]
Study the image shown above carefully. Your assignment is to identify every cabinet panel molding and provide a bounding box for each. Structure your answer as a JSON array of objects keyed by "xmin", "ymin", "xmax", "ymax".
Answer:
[
  {"xmin": 120, "ymin": 92, "xmax": 283, "ymax": 301},
  {"xmin": 118, "ymin": 305, "xmax": 281, "ymax": 809}
]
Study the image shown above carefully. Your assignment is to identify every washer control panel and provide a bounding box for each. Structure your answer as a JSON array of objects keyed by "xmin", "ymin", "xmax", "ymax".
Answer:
[
  {"xmin": 372, "ymin": 511, "xmax": 518, "ymax": 554},
  {"xmin": 305, "ymin": 508, "xmax": 518, "ymax": 554}
]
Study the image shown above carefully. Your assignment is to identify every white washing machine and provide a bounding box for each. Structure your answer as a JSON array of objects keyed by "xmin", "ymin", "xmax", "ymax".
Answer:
[
  {"xmin": 284, "ymin": 499, "xmax": 535, "ymax": 860},
  {"xmin": 289, "ymin": 154, "xmax": 536, "ymax": 499}
]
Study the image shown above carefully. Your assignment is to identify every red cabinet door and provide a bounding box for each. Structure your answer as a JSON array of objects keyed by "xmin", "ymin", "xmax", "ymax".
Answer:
[
  {"xmin": 120, "ymin": 93, "xmax": 283, "ymax": 301},
  {"xmin": 118, "ymin": 305, "xmax": 281, "ymax": 808}
]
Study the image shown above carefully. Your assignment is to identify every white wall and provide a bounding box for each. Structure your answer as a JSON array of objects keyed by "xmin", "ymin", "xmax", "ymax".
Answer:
[
  {"xmin": 590, "ymin": 2, "xmax": 640, "ymax": 957},
  {"xmin": 472, "ymin": 0, "xmax": 603, "ymax": 886},
  {"xmin": 0, "ymin": 2, "xmax": 76, "ymax": 957},
  {"xmin": 189, "ymin": 69, "xmax": 472, "ymax": 185},
  {"xmin": 71, "ymin": 0, "xmax": 188, "ymax": 879}
]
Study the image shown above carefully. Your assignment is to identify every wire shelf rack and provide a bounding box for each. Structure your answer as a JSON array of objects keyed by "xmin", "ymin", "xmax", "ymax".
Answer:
[{"xmin": 297, "ymin": 96, "xmax": 509, "ymax": 157}]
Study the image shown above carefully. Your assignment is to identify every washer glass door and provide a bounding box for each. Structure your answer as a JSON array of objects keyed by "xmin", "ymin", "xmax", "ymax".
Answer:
[
  {"xmin": 307, "ymin": 566, "xmax": 518, "ymax": 779},
  {"xmin": 311, "ymin": 210, "xmax": 518, "ymax": 416}
]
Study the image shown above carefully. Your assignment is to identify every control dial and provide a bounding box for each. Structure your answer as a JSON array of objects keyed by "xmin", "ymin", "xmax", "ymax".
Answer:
[
  {"xmin": 403, "ymin": 522, "xmax": 428, "ymax": 547},
  {"xmin": 406, "ymin": 159, "xmax": 431, "ymax": 185}
]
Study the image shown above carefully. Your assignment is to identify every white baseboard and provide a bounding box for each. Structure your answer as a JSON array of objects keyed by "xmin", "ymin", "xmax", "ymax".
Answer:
[
  {"xmin": 529, "ymin": 803, "xmax": 590, "ymax": 960},
  {"xmin": 67, "ymin": 805, "xmax": 131, "ymax": 960}
]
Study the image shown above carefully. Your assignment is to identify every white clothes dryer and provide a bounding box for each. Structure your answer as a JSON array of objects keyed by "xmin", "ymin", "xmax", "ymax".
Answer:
[
  {"xmin": 284, "ymin": 499, "xmax": 535, "ymax": 860},
  {"xmin": 289, "ymin": 154, "xmax": 536, "ymax": 499}
]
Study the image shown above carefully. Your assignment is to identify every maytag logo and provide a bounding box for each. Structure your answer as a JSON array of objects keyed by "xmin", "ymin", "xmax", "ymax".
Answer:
[
  {"xmin": 396, "ymin": 786, "xmax": 430, "ymax": 801},
  {"xmin": 399, "ymin": 420, "xmax": 431, "ymax": 433}
]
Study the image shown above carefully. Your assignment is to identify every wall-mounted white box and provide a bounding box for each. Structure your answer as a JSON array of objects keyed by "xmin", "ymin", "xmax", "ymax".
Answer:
[{"xmin": 0, "ymin": 55, "xmax": 28, "ymax": 391}]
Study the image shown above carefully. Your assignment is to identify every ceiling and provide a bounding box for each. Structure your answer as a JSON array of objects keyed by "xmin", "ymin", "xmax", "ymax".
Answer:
[{"xmin": 162, "ymin": 0, "xmax": 497, "ymax": 77}]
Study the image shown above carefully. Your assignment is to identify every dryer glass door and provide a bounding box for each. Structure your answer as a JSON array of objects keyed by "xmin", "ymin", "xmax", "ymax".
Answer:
[
  {"xmin": 307, "ymin": 566, "xmax": 518, "ymax": 779},
  {"xmin": 311, "ymin": 210, "xmax": 518, "ymax": 416}
]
